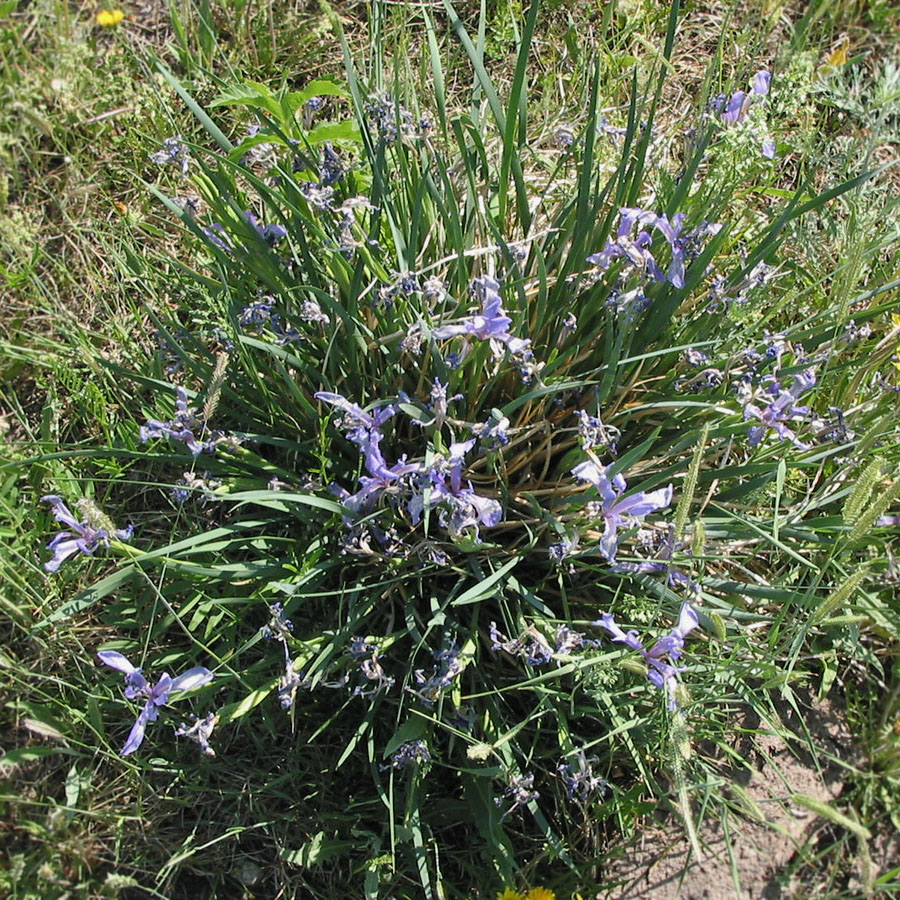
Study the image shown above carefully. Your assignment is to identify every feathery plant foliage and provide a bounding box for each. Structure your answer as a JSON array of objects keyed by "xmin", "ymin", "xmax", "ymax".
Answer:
[{"xmin": 8, "ymin": 0, "xmax": 900, "ymax": 897}]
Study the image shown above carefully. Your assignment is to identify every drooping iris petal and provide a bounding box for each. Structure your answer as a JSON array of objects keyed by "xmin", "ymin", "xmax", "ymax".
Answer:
[
  {"xmin": 169, "ymin": 667, "xmax": 216, "ymax": 694},
  {"xmin": 120, "ymin": 702, "xmax": 155, "ymax": 756},
  {"xmin": 98, "ymin": 650, "xmax": 139, "ymax": 675},
  {"xmin": 44, "ymin": 536, "xmax": 85, "ymax": 572},
  {"xmin": 41, "ymin": 495, "xmax": 82, "ymax": 530},
  {"xmin": 753, "ymin": 70, "xmax": 771, "ymax": 96},
  {"xmin": 612, "ymin": 484, "xmax": 674, "ymax": 519}
]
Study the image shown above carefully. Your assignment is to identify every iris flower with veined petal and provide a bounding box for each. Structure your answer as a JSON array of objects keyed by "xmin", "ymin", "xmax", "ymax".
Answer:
[
  {"xmin": 98, "ymin": 651, "xmax": 214, "ymax": 756},
  {"xmin": 594, "ymin": 603, "xmax": 700, "ymax": 707},
  {"xmin": 41, "ymin": 495, "xmax": 132, "ymax": 573},
  {"xmin": 408, "ymin": 439, "xmax": 502, "ymax": 538},
  {"xmin": 743, "ymin": 369, "xmax": 816, "ymax": 449},
  {"xmin": 571, "ymin": 461, "xmax": 673, "ymax": 563},
  {"xmin": 432, "ymin": 276, "xmax": 532, "ymax": 360}
]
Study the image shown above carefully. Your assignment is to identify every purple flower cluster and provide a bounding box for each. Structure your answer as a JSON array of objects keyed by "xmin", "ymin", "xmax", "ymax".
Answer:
[
  {"xmin": 718, "ymin": 70, "xmax": 771, "ymax": 126},
  {"xmin": 558, "ymin": 751, "xmax": 607, "ymax": 803},
  {"xmin": 140, "ymin": 387, "xmax": 221, "ymax": 457},
  {"xmin": 364, "ymin": 92, "xmax": 431, "ymax": 144},
  {"xmin": 490, "ymin": 622, "xmax": 598, "ymax": 666},
  {"xmin": 388, "ymin": 740, "xmax": 432, "ymax": 770},
  {"xmin": 576, "ymin": 409, "xmax": 620, "ymax": 454},
  {"xmin": 409, "ymin": 439, "xmax": 503, "ymax": 540},
  {"xmin": 41, "ymin": 495, "xmax": 132, "ymax": 573},
  {"xmin": 494, "ymin": 772, "xmax": 539, "ymax": 818},
  {"xmin": 588, "ymin": 208, "xmax": 721, "ymax": 290},
  {"xmin": 472, "ymin": 411, "xmax": 511, "ymax": 449},
  {"xmin": 171, "ymin": 471, "xmax": 220, "ymax": 506},
  {"xmin": 740, "ymin": 369, "xmax": 816, "ymax": 449},
  {"xmin": 149, "ymin": 136, "xmax": 190, "ymax": 177},
  {"xmin": 316, "ymin": 391, "xmax": 502, "ymax": 542},
  {"xmin": 316, "ymin": 392, "xmax": 419, "ymax": 518},
  {"xmin": 259, "ymin": 603, "xmax": 306, "ymax": 710},
  {"xmin": 238, "ymin": 296, "xmax": 327, "ymax": 345},
  {"xmin": 594, "ymin": 602, "xmax": 700, "ymax": 708},
  {"xmin": 346, "ymin": 636, "xmax": 395, "ymax": 697},
  {"xmin": 318, "ymin": 142, "xmax": 344, "ymax": 186},
  {"xmin": 175, "ymin": 712, "xmax": 218, "ymax": 757},
  {"xmin": 98, "ymin": 650, "xmax": 214, "ymax": 756},
  {"xmin": 571, "ymin": 460, "xmax": 673, "ymax": 563}
]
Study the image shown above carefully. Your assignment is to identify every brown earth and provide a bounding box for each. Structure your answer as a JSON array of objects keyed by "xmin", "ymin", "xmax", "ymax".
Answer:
[{"xmin": 596, "ymin": 697, "xmax": 873, "ymax": 900}]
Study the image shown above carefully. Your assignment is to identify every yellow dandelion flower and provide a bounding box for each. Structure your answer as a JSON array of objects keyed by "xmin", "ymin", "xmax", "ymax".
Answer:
[
  {"xmin": 96, "ymin": 9, "xmax": 125, "ymax": 26},
  {"xmin": 523, "ymin": 889, "xmax": 556, "ymax": 900},
  {"xmin": 497, "ymin": 890, "xmax": 524, "ymax": 900}
]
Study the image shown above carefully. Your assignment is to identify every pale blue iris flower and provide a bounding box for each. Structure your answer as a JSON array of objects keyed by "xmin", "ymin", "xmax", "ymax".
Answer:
[
  {"xmin": 595, "ymin": 603, "xmax": 700, "ymax": 707},
  {"xmin": 571, "ymin": 460, "xmax": 673, "ymax": 563},
  {"xmin": 98, "ymin": 651, "xmax": 214, "ymax": 756},
  {"xmin": 41, "ymin": 495, "xmax": 132, "ymax": 573}
]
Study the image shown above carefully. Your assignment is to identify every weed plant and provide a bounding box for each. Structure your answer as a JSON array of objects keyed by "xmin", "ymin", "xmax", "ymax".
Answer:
[{"xmin": 3, "ymin": 1, "xmax": 900, "ymax": 899}]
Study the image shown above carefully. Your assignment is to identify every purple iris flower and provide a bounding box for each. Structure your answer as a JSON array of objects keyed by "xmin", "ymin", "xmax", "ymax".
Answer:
[
  {"xmin": 571, "ymin": 461, "xmax": 673, "ymax": 563},
  {"xmin": 316, "ymin": 391, "xmax": 419, "ymax": 516},
  {"xmin": 432, "ymin": 276, "xmax": 531, "ymax": 360},
  {"xmin": 241, "ymin": 210, "xmax": 287, "ymax": 245},
  {"xmin": 409, "ymin": 440, "xmax": 502, "ymax": 538},
  {"xmin": 612, "ymin": 525, "xmax": 699, "ymax": 593},
  {"xmin": 753, "ymin": 70, "xmax": 771, "ymax": 96},
  {"xmin": 406, "ymin": 643, "xmax": 464, "ymax": 705},
  {"xmin": 472, "ymin": 411, "xmax": 511, "ymax": 448},
  {"xmin": 595, "ymin": 603, "xmax": 700, "ymax": 707},
  {"xmin": 588, "ymin": 208, "xmax": 665, "ymax": 282},
  {"xmin": 149, "ymin": 136, "xmax": 190, "ymax": 177},
  {"xmin": 314, "ymin": 391, "xmax": 398, "ymax": 445},
  {"xmin": 743, "ymin": 369, "xmax": 816, "ymax": 449},
  {"xmin": 140, "ymin": 387, "xmax": 220, "ymax": 457},
  {"xmin": 718, "ymin": 70, "xmax": 775, "ymax": 159},
  {"xmin": 722, "ymin": 90, "xmax": 748, "ymax": 125},
  {"xmin": 588, "ymin": 208, "xmax": 705, "ymax": 289},
  {"xmin": 340, "ymin": 429, "xmax": 422, "ymax": 516},
  {"xmin": 651, "ymin": 212, "xmax": 687, "ymax": 288},
  {"xmin": 98, "ymin": 650, "xmax": 214, "ymax": 756},
  {"xmin": 41, "ymin": 495, "xmax": 132, "ymax": 573},
  {"xmin": 416, "ymin": 379, "xmax": 462, "ymax": 428}
]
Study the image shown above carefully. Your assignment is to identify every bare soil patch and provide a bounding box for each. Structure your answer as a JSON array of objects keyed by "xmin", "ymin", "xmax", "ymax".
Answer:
[{"xmin": 596, "ymin": 696, "xmax": 867, "ymax": 900}]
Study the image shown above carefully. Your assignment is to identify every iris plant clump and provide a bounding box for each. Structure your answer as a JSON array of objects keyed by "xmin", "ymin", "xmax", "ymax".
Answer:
[{"xmin": 34, "ymin": 28, "xmax": 895, "ymax": 898}]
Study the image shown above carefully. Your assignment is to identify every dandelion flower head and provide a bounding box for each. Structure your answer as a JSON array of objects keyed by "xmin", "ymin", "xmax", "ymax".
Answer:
[
  {"xmin": 524, "ymin": 889, "xmax": 556, "ymax": 900},
  {"xmin": 96, "ymin": 9, "xmax": 125, "ymax": 26}
]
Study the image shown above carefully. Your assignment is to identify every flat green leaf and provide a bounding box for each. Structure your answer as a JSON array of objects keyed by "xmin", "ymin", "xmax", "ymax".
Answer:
[
  {"xmin": 0, "ymin": 746, "xmax": 76, "ymax": 770},
  {"xmin": 281, "ymin": 832, "xmax": 356, "ymax": 868},
  {"xmin": 306, "ymin": 120, "xmax": 361, "ymax": 145},
  {"xmin": 209, "ymin": 82, "xmax": 280, "ymax": 118},
  {"xmin": 451, "ymin": 557, "xmax": 519, "ymax": 606},
  {"xmin": 285, "ymin": 80, "xmax": 350, "ymax": 113},
  {"xmin": 217, "ymin": 685, "xmax": 274, "ymax": 724},
  {"xmin": 383, "ymin": 717, "xmax": 428, "ymax": 759}
]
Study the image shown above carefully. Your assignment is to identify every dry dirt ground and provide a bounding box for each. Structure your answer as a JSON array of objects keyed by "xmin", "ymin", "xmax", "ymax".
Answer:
[{"xmin": 594, "ymin": 697, "xmax": 889, "ymax": 900}]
